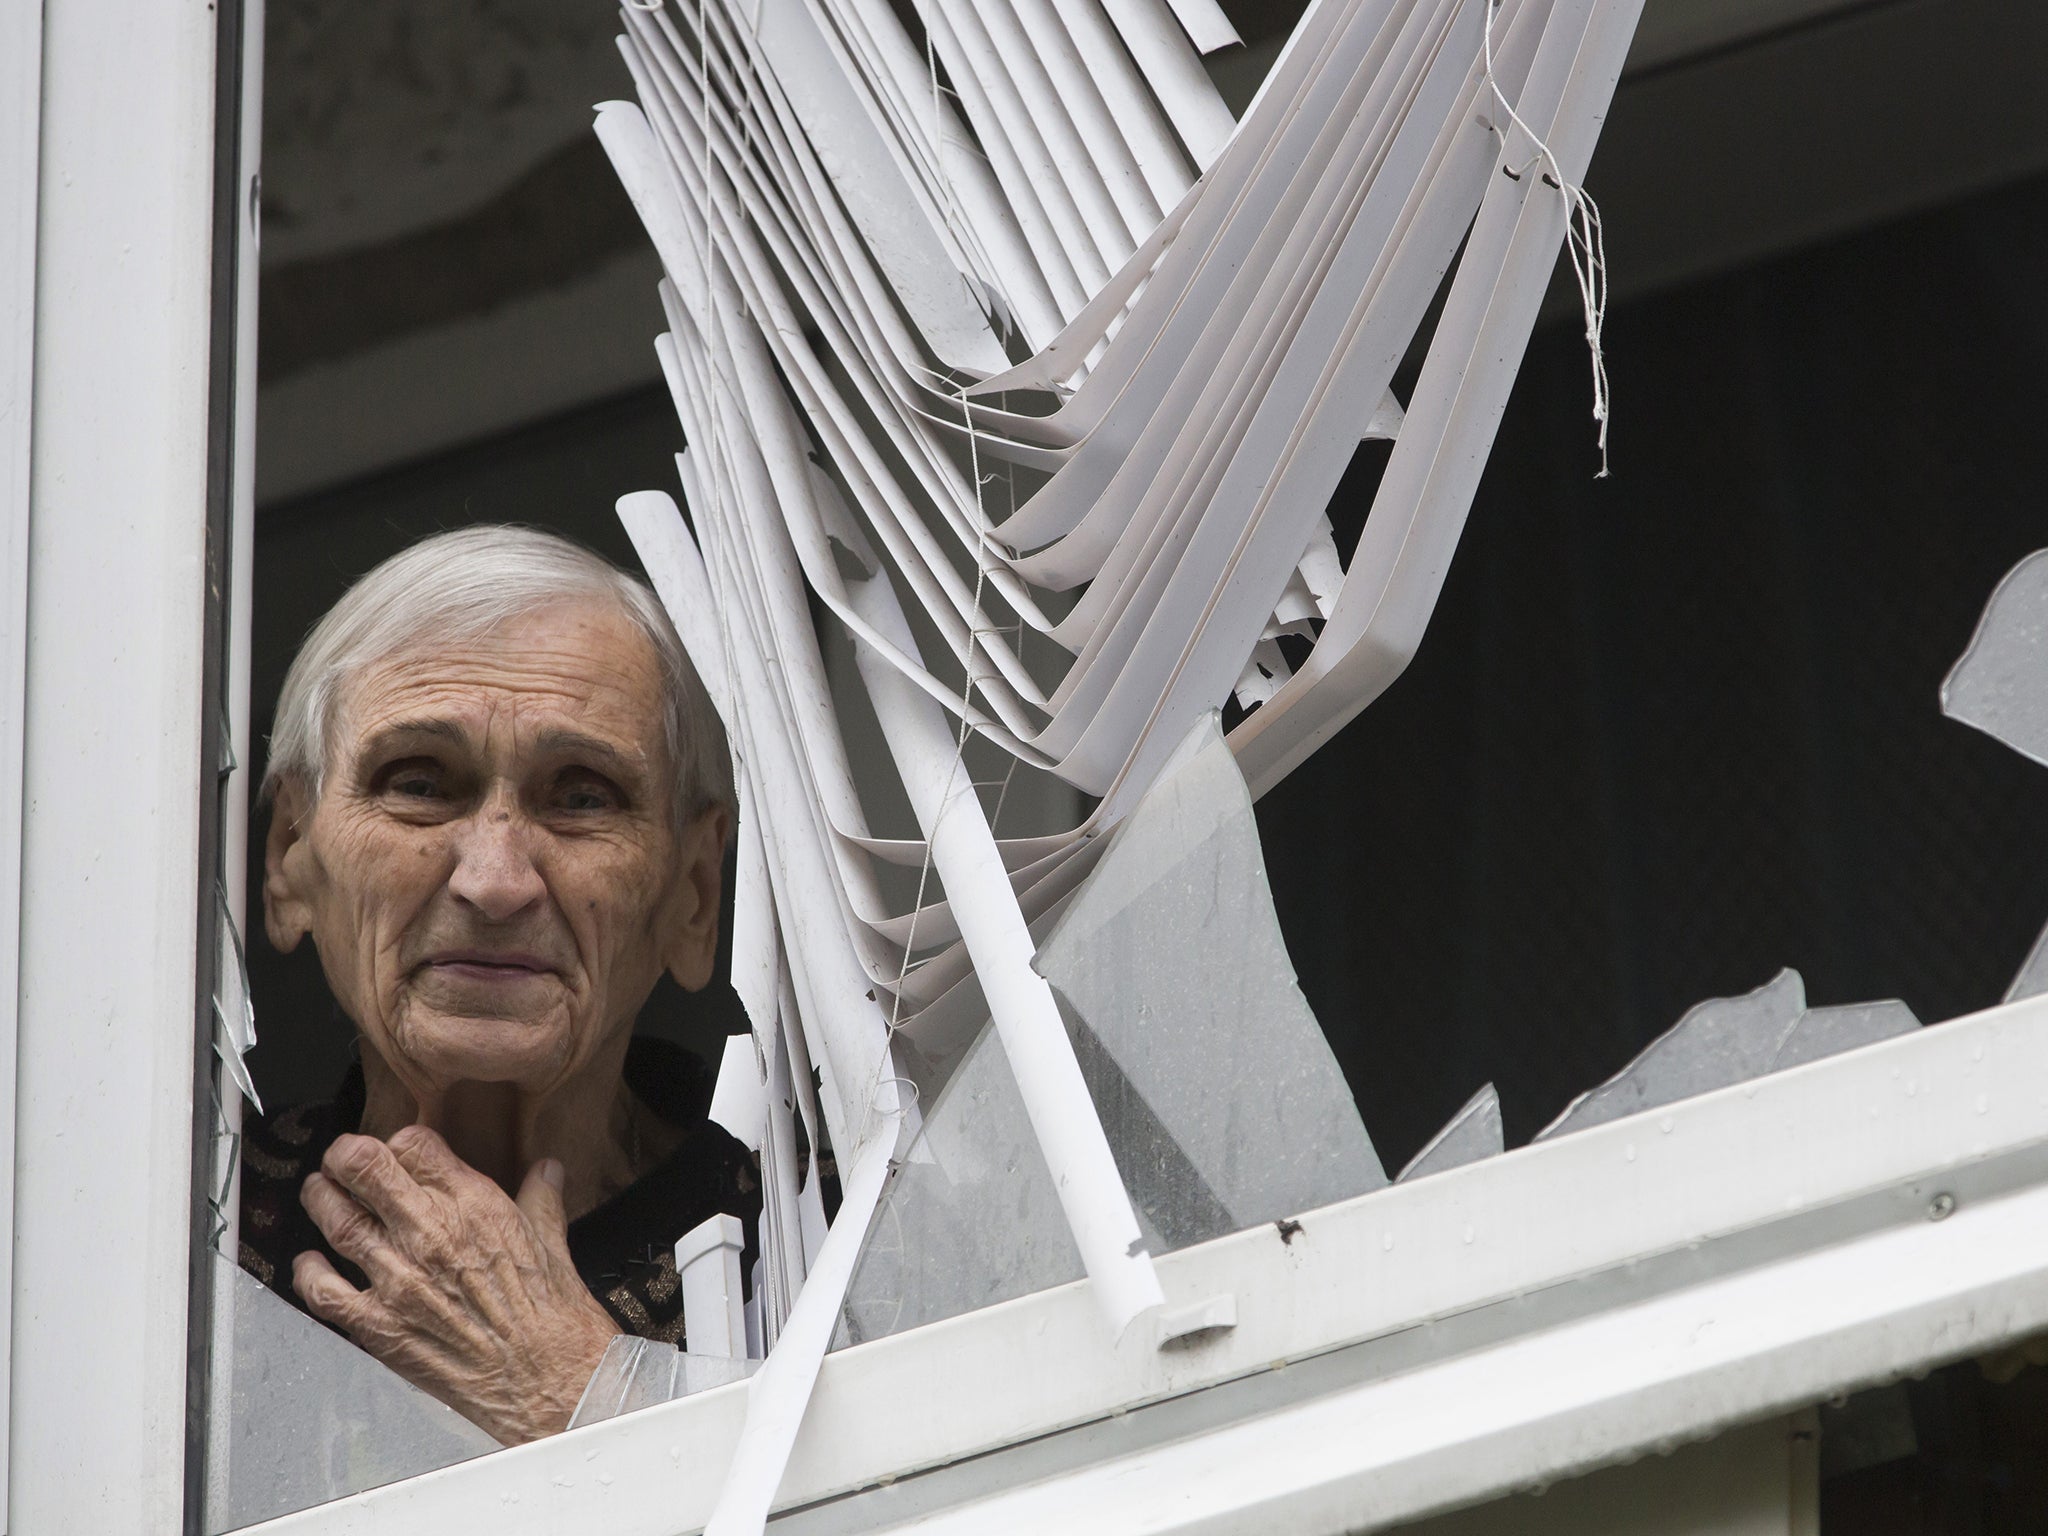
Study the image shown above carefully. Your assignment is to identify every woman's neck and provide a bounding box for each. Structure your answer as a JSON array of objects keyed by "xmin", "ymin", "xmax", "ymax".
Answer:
[{"xmin": 356, "ymin": 1038, "xmax": 666, "ymax": 1220}]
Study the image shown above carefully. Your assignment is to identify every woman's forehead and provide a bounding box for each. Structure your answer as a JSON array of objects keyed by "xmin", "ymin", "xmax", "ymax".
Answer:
[{"xmin": 338, "ymin": 604, "xmax": 666, "ymax": 760}]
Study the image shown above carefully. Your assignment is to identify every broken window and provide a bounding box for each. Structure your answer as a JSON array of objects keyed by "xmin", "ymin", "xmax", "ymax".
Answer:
[{"xmin": 106, "ymin": 0, "xmax": 2048, "ymax": 1529}]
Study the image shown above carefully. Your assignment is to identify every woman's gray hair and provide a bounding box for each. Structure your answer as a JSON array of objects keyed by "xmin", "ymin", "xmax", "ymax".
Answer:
[{"xmin": 262, "ymin": 525, "xmax": 732, "ymax": 824}]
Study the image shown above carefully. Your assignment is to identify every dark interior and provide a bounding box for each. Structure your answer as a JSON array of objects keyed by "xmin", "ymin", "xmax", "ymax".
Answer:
[{"xmin": 248, "ymin": 168, "xmax": 2048, "ymax": 1170}]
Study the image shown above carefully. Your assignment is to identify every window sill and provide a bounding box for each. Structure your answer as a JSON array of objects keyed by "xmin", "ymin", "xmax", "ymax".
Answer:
[{"xmin": 245, "ymin": 990, "xmax": 2048, "ymax": 1535}]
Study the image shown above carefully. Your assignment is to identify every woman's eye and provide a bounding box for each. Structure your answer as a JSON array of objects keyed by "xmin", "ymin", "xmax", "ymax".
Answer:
[
  {"xmin": 555, "ymin": 777, "xmax": 620, "ymax": 813},
  {"xmin": 376, "ymin": 761, "xmax": 446, "ymax": 800}
]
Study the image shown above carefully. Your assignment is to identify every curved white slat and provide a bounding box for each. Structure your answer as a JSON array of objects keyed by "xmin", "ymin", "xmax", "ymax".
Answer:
[{"xmin": 594, "ymin": 1, "xmax": 1644, "ymax": 1524}]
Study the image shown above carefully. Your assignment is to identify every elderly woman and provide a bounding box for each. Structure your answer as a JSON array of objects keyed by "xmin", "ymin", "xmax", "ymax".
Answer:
[{"xmin": 239, "ymin": 525, "xmax": 757, "ymax": 1445}]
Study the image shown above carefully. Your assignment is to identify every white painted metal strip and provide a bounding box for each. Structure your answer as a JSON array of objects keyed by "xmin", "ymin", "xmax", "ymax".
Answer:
[
  {"xmin": 1162, "ymin": 0, "xmax": 1243, "ymax": 55},
  {"xmin": 1099, "ymin": 0, "xmax": 1237, "ymax": 164}
]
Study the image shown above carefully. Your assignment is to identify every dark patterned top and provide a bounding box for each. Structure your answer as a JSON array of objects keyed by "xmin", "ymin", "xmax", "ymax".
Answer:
[{"xmin": 237, "ymin": 1038, "xmax": 760, "ymax": 1346}]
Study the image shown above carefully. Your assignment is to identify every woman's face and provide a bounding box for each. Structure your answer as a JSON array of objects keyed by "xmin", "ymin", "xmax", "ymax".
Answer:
[{"xmin": 264, "ymin": 599, "xmax": 726, "ymax": 1101}]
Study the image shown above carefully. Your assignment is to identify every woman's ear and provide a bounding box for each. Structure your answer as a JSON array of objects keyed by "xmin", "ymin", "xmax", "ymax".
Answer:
[
  {"xmin": 663, "ymin": 803, "xmax": 732, "ymax": 992},
  {"xmin": 263, "ymin": 776, "xmax": 317, "ymax": 954}
]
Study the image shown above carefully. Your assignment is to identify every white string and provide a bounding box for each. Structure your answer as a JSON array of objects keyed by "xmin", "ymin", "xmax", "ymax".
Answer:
[
  {"xmin": 681, "ymin": 5, "xmax": 816, "ymax": 1341},
  {"xmin": 671, "ymin": 0, "xmax": 996, "ymax": 1154},
  {"xmin": 1483, "ymin": 0, "xmax": 1611, "ymax": 477},
  {"xmin": 877, "ymin": 14, "xmax": 960, "ymax": 1053},
  {"xmin": 985, "ymin": 446, "xmax": 1022, "ymax": 834},
  {"xmin": 881, "ymin": 378, "xmax": 997, "ymax": 1046},
  {"xmin": 873, "ymin": 19, "xmax": 1007, "ymax": 1066},
  {"xmin": 869, "ymin": 1075, "xmax": 923, "ymax": 1115}
]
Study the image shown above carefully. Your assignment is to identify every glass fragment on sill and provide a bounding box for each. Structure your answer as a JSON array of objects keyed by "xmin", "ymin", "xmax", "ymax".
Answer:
[
  {"xmin": 1397, "ymin": 1083, "xmax": 1503, "ymax": 1182},
  {"xmin": 566, "ymin": 1336, "xmax": 760, "ymax": 1430},
  {"xmin": 1945, "ymin": 551, "xmax": 2048, "ymax": 1005},
  {"xmin": 1539, "ymin": 969, "xmax": 1805, "ymax": 1139},
  {"xmin": 1941, "ymin": 547, "xmax": 2048, "ymax": 767},
  {"xmin": 212, "ymin": 883, "xmax": 261, "ymax": 1113},
  {"xmin": 1772, "ymin": 999, "xmax": 1919, "ymax": 1072},
  {"xmin": 838, "ymin": 715, "xmax": 1383, "ymax": 1347},
  {"xmin": 203, "ymin": 1250, "xmax": 496, "ymax": 1534},
  {"xmin": 1539, "ymin": 969, "xmax": 1922, "ymax": 1140}
]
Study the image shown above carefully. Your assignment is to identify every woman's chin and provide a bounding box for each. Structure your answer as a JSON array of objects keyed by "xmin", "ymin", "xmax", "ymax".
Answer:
[{"xmin": 386, "ymin": 1011, "xmax": 574, "ymax": 1088}]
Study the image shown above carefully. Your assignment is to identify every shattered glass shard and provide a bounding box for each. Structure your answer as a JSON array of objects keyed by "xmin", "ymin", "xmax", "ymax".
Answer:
[
  {"xmin": 1942, "ymin": 548, "xmax": 2048, "ymax": 768},
  {"xmin": 837, "ymin": 1021, "xmax": 1084, "ymax": 1347},
  {"xmin": 212, "ymin": 884, "xmax": 261, "ymax": 1113},
  {"xmin": 1034, "ymin": 713, "xmax": 1385, "ymax": 1244},
  {"xmin": 1397, "ymin": 1083, "xmax": 1503, "ymax": 1182},
  {"xmin": 1930, "ymin": 549, "xmax": 2048, "ymax": 1007},
  {"xmin": 1538, "ymin": 970, "xmax": 1808, "ymax": 1140},
  {"xmin": 1540, "ymin": 970, "xmax": 1924, "ymax": 1141},
  {"xmin": 839, "ymin": 713, "xmax": 1384, "ymax": 1346},
  {"xmin": 204, "ymin": 1251, "xmax": 496, "ymax": 1533}
]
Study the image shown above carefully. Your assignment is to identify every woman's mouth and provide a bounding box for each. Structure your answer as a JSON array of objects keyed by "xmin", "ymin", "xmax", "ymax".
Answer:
[{"xmin": 422, "ymin": 951, "xmax": 556, "ymax": 983}]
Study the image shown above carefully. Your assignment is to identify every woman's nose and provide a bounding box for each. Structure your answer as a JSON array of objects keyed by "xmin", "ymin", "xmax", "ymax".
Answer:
[{"xmin": 446, "ymin": 805, "xmax": 546, "ymax": 921}]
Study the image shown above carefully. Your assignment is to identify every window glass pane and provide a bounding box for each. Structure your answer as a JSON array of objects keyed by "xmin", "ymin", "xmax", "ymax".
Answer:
[{"xmin": 203, "ymin": 1251, "xmax": 497, "ymax": 1533}]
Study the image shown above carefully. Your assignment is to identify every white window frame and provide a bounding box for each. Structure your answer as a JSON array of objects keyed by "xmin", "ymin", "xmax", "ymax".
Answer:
[
  {"xmin": 12, "ymin": 0, "xmax": 226, "ymax": 1528},
  {"xmin": 14, "ymin": 3, "xmax": 2048, "ymax": 1533},
  {"xmin": 0, "ymin": 0, "xmax": 43, "ymax": 1520}
]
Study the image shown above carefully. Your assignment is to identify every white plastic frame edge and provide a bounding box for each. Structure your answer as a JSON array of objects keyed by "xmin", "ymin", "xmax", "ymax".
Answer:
[{"xmin": 0, "ymin": 0, "xmax": 43, "ymax": 1518}]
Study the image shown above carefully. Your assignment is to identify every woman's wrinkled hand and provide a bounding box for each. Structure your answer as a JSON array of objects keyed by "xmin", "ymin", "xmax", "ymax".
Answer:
[{"xmin": 293, "ymin": 1124, "xmax": 621, "ymax": 1445}]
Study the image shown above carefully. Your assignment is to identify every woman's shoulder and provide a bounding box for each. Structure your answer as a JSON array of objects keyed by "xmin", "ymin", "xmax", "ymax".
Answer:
[{"xmin": 236, "ymin": 1073, "xmax": 361, "ymax": 1294}]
